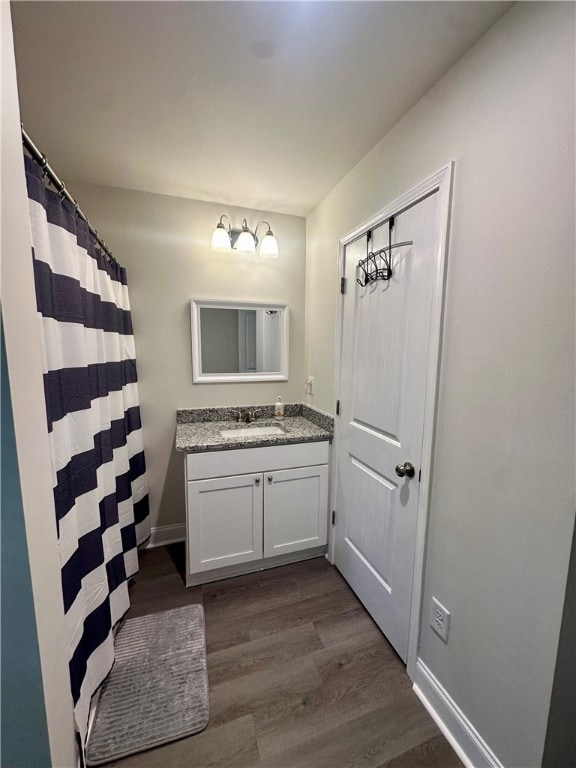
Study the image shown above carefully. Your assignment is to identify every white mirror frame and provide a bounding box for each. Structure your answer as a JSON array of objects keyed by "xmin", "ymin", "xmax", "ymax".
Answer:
[{"xmin": 191, "ymin": 299, "xmax": 289, "ymax": 384}]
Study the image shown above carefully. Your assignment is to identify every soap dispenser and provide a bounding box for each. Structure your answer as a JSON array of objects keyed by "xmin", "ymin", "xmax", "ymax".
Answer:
[{"xmin": 274, "ymin": 396, "xmax": 284, "ymax": 420}]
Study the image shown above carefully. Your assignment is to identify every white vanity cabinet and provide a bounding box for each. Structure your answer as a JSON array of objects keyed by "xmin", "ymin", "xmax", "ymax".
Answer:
[
  {"xmin": 187, "ymin": 472, "xmax": 264, "ymax": 573},
  {"xmin": 185, "ymin": 441, "xmax": 329, "ymax": 585},
  {"xmin": 263, "ymin": 465, "xmax": 329, "ymax": 558}
]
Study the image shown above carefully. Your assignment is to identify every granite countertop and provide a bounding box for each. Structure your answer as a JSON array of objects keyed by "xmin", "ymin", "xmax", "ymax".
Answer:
[{"xmin": 176, "ymin": 403, "xmax": 333, "ymax": 454}]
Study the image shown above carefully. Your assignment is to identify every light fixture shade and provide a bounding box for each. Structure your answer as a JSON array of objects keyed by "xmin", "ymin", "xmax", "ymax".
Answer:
[
  {"xmin": 260, "ymin": 231, "xmax": 279, "ymax": 259},
  {"xmin": 210, "ymin": 223, "xmax": 232, "ymax": 252},
  {"xmin": 235, "ymin": 229, "xmax": 256, "ymax": 255}
]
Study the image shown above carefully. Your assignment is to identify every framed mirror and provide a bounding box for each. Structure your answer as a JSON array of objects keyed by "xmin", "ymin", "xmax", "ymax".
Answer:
[{"xmin": 191, "ymin": 300, "xmax": 289, "ymax": 383}]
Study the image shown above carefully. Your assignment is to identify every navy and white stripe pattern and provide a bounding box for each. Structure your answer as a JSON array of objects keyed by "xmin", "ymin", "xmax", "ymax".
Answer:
[{"xmin": 25, "ymin": 156, "xmax": 150, "ymax": 743}]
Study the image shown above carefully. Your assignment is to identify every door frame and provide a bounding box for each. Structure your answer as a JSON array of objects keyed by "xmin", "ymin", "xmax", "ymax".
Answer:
[{"xmin": 330, "ymin": 162, "xmax": 454, "ymax": 680}]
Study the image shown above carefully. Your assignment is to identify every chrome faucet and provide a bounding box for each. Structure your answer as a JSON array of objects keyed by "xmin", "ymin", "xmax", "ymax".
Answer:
[
  {"xmin": 241, "ymin": 408, "xmax": 262, "ymax": 423},
  {"xmin": 230, "ymin": 408, "xmax": 262, "ymax": 423}
]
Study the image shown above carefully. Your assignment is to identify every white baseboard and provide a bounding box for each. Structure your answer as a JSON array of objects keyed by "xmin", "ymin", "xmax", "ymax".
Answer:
[
  {"xmin": 413, "ymin": 659, "xmax": 502, "ymax": 768},
  {"xmin": 144, "ymin": 524, "xmax": 186, "ymax": 548}
]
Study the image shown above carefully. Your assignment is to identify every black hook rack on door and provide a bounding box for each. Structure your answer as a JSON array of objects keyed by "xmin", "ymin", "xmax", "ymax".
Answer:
[{"xmin": 356, "ymin": 216, "xmax": 414, "ymax": 287}]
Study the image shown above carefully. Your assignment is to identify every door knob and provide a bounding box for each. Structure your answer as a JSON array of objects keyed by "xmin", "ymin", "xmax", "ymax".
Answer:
[
  {"xmin": 255, "ymin": 477, "xmax": 260, "ymax": 486},
  {"xmin": 267, "ymin": 475, "xmax": 273, "ymax": 484},
  {"xmin": 395, "ymin": 462, "xmax": 415, "ymax": 478}
]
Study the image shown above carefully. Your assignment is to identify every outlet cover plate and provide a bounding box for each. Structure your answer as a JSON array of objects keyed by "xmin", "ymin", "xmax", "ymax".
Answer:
[{"xmin": 430, "ymin": 597, "xmax": 450, "ymax": 643}]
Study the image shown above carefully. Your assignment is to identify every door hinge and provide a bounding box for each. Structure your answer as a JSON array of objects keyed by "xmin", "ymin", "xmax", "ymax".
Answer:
[
  {"xmin": 418, "ymin": 469, "xmax": 422, "ymax": 482},
  {"xmin": 340, "ymin": 277, "xmax": 346, "ymax": 294},
  {"xmin": 336, "ymin": 399, "xmax": 340, "ymax": 415},
  {"xmin": 331, "ymin": 510, "xmax": 336, "ymax": 526}
]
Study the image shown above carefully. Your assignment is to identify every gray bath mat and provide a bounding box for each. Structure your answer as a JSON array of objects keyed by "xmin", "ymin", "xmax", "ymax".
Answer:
[{"xmin": 86, "ymin": 604, "xmax": 209, "ymax": 765}]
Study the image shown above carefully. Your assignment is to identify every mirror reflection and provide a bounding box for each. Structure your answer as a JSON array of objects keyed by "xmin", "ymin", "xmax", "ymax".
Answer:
[
  {"xmin": 191, "ymin": 300, "xmax": 289, "ymax": 383},
  {"xmin": 200, "ymin": 307, "xmax": 282, "ymax": 374}
]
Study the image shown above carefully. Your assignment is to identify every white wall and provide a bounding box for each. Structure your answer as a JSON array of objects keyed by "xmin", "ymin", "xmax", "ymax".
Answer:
[
  {"xmin": 305, "ymin": 3, "xmax": 575, "ymax": 767},
  {"xmin": 69, "ymin": 183, "xmax": 306, "ymax": 530},
  {"xmin": 1, "ymin": 5, "xmax": 77, "ymax": 765}
]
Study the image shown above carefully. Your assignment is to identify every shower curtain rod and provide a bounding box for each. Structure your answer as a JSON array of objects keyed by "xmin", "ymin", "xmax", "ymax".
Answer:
[{"xmin": 21, "ymin": 124, "xmax": 116, "ymax": 263}]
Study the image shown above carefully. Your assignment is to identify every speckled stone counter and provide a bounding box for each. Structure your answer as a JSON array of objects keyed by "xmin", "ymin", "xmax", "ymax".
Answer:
[{"xmin": 176, "ymin": 403, "xmax": 333, "ymax": 453}]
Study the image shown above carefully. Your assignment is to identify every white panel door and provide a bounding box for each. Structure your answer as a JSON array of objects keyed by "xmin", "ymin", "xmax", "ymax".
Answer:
[
  {"xmin": 335, "ymin": 192, "xmax": 440, "ymax": 661},
  {"xmin": 264, "ymin": 465, "xmax": 329, "ymax": 558},
  {"xmin": 187, "ymin": 473, "xmax": 263, "ymax": 573}
]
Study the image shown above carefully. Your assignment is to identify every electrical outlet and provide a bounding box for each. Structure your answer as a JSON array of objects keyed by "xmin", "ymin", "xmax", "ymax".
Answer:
[
  {"xmin": 430, "ymin": 597, "xmax": 450, "ymax": 643},
  {"xmin": 305, "ymin": 376, "xmax": 314, "ymax": 395}
]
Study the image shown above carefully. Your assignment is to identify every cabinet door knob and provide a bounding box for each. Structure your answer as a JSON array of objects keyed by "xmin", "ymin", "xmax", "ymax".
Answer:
[
  {"xmin": 267, "ymin": 475, "xmax": 273, "ymax": 484},
  {"xmin": 255, "ymin": 477, "xmax": 260, "ymax": 485}
]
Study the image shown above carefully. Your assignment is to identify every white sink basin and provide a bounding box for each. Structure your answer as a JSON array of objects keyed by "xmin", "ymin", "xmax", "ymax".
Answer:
[{"xmin": 221, "ymin": 425, "xmax": 287, "ymax": 439}]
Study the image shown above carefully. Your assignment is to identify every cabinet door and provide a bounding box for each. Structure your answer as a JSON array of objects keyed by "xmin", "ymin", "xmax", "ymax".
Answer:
[
  {"xmin": 187, "ymin": 473, "xmax": 263, "ymax": 574},
  {"xmin": 264, "ymin": 465, "xmax": 329, "ymax": 558}
]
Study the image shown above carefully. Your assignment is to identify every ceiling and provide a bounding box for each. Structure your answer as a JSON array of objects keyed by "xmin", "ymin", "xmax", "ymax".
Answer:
[{"xmin": 11, "ymin": 1, "xmax": 511, "ymax": 216}]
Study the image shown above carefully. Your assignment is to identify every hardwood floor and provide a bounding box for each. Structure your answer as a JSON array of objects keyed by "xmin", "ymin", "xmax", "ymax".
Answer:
[{"xmin": 109, "ymin": 545, "xmax": 462, "ymax": 768}]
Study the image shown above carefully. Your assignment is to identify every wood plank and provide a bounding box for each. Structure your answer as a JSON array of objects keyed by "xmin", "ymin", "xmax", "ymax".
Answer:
[
  {"xmin": 377, "ymin": 733, "xmax": 463, "ymax": 768},
  {"xmin": 208, "ymin": 655, "xmax": 323, "ymax": 730},
  {"xmin": 201, "ymin": 557, "xmax": 341, "ymax": 595},
  {"xmin": 128, "ymin": 571, "xmax": 188, "ymax": 601},
  {"xmin": 204, "ymin": 586, "xmax": 359, "ymax": 654},
  {"xmin": 203, "ymin": 575, "xmax": 302, "ymax": 622},
  {"xmin": 255, "ymin": 692, "xmax": 439, "ymax": 767},
  {"xmin": 108, "ymin": 714, "xmax": 259, "ymax": 768},
  {"xmin": 207, "ymin": 623, "xmax": 324, "ymax": 686},
  {"xmin": 202, "ymin": 557, "xmax": 347, "ymax": 619},
  {"xmin": 312, "ymin": 630, "xmax": 403, "ymax": 686},
  {"xmin": 134, "ymin": 544, "xmax": 185, "ymax": 580},
  {"xmin": 255, "ymin": 633, "xmax": 410, "ymax": 759},
  {"xmin": 125, "ymin": 577, "xmax": 202, "ymax": 619},
  {"xmin": 314, "ymin": 605, "xmax": 384, "ymax": 648},
  {"xmin": 293, "ymin": 566, "xmax": 350, "ymax": 600}
]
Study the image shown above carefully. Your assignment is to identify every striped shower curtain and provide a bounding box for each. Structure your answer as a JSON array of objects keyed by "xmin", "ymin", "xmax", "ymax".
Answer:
[{"xmin": 24, "ymin": 156, "xmax": 150, "ymax": 743}]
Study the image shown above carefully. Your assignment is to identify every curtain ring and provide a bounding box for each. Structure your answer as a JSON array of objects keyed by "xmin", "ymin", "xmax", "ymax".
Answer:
[{"xmin": 58, "ymin": 182, "xmax": 67, "ymax": 198}]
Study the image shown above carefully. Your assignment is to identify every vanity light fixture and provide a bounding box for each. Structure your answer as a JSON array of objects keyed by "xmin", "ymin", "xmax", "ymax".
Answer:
[{"xmin": 210, "ymin": 215, "xmax": 279, "ymax": 258}]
